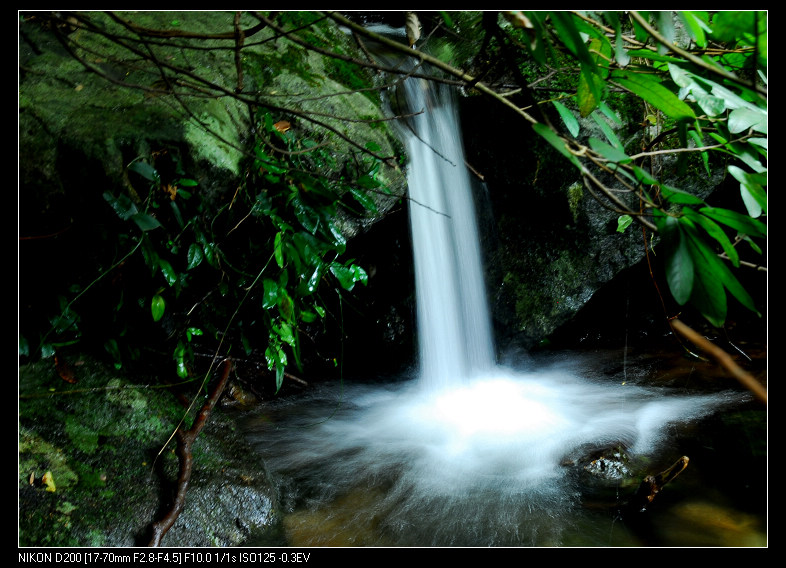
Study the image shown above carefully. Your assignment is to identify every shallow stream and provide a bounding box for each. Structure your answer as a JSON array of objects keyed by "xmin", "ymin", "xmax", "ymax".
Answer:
[{"xmin": 241, "ymin": 348, "xmax": 766, "ymax": 547}]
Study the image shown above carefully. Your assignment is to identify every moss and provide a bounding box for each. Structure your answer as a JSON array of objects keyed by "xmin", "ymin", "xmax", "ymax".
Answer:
[{"xmin": 566, "ymin": 181, "xmax": 584, "ymax": 223}]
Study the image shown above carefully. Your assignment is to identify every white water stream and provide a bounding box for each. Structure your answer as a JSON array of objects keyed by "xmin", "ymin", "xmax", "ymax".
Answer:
[{"xmin": 244, "ymin": 74, "xmax": 747, "ymax": 546}]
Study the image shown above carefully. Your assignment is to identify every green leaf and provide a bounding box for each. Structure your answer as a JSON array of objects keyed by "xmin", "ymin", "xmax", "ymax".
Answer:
[
  {"xmin": 728, "ymin": 107, "xmax": 767, "ymax": 134},
  {"xmin": 128, "ymin": 161, "xmax": 160, "ymax": 184},
  {"xmin": 274, "ymin": 232, "xmax": 284, "ymax": 268},
  {"xmin": 591, "ymin": 111, "xmax": 623, "ymax": 149},
  {"xmin": 330, "ymin": 262, "xmax": 367, "ymax": 291},
  {"xmin": 151, "ymin": 294, "xmax": 166, "ymax": 322},
  {"xmin": 131, "ymin": 213, "xmax": 162, "ymax": 232},
  {"xmin": 698, "ymin": 206, "xmax": 766, "ymax": 238},
  {"xmin": 186, "ymin": 243, "xmax": 204, "ymax": 270},
  {"xmin": 532, "ymin": 123, "xmax": 582, "ymax": 169},
  {"xmin": 611, "ymin": 71, "xmax": 696, "ymax": 120},
  {"xmin": 679, "ymin": 11, "xmax": 710, "ymax": 48},
  {"xmin": 349, "ymin": 187, "xmax": 378, "ymax": 213},
  {"xmin": 633, "ymin": 166, "xmax": 660, "ymax": 185},
  {"xmin": 659, "ymin": 216, "xmax": 694, "ymax": 305},
  {"xmin": 728, "ymin": 165, "xmax": 767, "ymax": 218},
  {"xmin": 577, "ymin": 61, "xmax": 603, "ymax": 117},
  {"xmin": 553, "ymin": 101, "xmax": 580, "ymax": 137},
  {"xmin": 158, "ymin": 259, "xmax": 177, "ymax": 286},
  {"xmin": 262, "ymin": 278, "xmax": 278, "ymax": 309},
  {"xmin": 682, "ymin": 208, "xmax": 739, "ymax": 267},
  {"xmin": 683, "ymin": 220, "xmax": 758, "ymax": 321},
  {"xmin": 624, "ymin": 49, "xmax": 686, "ymax": 63},
  {"xmin": 616, "ymin": 215, "xmax": 633, "ymax": 233},
  {"xmin": 660, "ymin": 184, "xmax": 706, "ymax": 205},
  {"xmin": 185, "ymin": 327, "xmax": 203, "ymax": 341},
  {"xmin": 103, "ymin": 192, "xmax": 138, "ymax": 220},
  {"xmin": 550, "ymin": 12, "xmax": 596, "ymax": 68},
  {"xmin": 589, "ymin": 138, "xmax": 630, "ymax": 164}
]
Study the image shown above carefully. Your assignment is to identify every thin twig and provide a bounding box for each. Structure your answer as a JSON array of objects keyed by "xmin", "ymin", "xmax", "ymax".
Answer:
[{"xmin": 669, "ymin": 319, "xmax": 766, "ymax": 404}]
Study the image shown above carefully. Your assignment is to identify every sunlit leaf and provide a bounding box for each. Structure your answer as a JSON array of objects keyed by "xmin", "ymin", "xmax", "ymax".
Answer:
[
  {"xmin": 680, "ymin": 11, "xmax": 710, "ymax": 48},
  {"xmin": 728, "ymin": 107, "xmax": 767, "ymax": 134}
]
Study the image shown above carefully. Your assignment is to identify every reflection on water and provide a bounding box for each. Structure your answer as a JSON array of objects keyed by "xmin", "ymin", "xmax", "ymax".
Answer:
[{"xmin": 242, "ymin": 351, "xmax": 764, "ymax": 547}]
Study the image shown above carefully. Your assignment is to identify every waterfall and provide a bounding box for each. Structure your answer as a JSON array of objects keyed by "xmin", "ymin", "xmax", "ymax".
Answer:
[
  {"xmin": 403, "ymin": 79, "xmax": 495, "ymax": 390},
  {"xmin": 243, "ymin": 58, "xmax": 750, "ymax": 547}
]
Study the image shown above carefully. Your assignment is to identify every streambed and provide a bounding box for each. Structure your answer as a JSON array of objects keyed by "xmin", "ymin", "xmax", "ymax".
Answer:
[{"xmin": 239, "ymin": 348, "xmax": 766, "ymax": 547}]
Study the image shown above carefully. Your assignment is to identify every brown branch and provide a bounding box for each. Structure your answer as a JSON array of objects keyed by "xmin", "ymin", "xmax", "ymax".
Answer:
[
  {"xmin": 670, "ymin": 319, "xmax": 766, "ymax": 404},
  {"xmin": 148, "ymin": 358, "xmax": 234, "ymax": 547}
]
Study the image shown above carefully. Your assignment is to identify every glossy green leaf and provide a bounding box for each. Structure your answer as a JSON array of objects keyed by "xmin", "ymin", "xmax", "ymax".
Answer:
[
  {"xmin": 350, "ymin": 187, "xmax": 378, "ymax": 213},
  {"xmin": 158, "ymin": 258, "xmax": 177, "ymax": 286},
  {"xmin": 683, "ymin": 219, "xmax": 758, "ymax": 322},
  {"xmin": 151, "ymin": 294, "xmax": 166, "ymax": 322},
  {"xmin": 624, "ymin": 49, "xmax": 685, "ymax": 63},
  {"xmin": 550, "ymin": 12, "xmax": 595, "ymax": 68},
  {"xmin": 633, "ymin": 166, "xmax": 659, "ymax": 186},
  {"xmin": 262, "ymin": 278, "xmax": 278, "ymax": 309},
  {"xmin": 185, "ymin": 327, "xmax": 203, "ymax": 341},
  {"xmin": 186, "ymin": 243, "xmax": 204, "ymax": 270}
]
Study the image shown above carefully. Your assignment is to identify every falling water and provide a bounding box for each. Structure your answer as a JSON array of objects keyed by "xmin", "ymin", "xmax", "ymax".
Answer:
[
  {"xmin": 404, "ymin": 79, "xmax": 495, "ymax": 390},
  {"xmin": 243, "ymin": 71, "xmax": 750, "ymax": 547}
]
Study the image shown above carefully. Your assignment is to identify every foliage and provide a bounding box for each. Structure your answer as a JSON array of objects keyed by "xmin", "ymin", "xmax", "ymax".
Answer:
[
  {"xmin": 496, "ymin": 11, "xmax": 767, "ymax": 327},
  {"xmin": 22, "ymin": 11, "xmax": 391, "ymax": 390},
  {"xmin": 96, "ymin": 115, "xmax": 381, "ymax": 390},
  {"xmin": 23, "ymin": 11, "xmax": 767, "ymax": 389}
]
